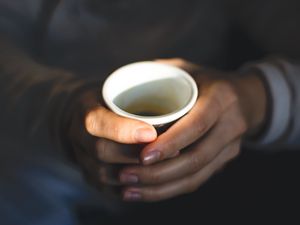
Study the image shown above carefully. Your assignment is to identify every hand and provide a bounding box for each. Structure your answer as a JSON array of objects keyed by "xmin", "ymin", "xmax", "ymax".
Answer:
[
  {"xmin": 66, "ymin": 88, "xmax": 157, "ymax": 191},
  {"xmin": 119, "ymin": 59, "xmax": 267, "ymax": 202}
]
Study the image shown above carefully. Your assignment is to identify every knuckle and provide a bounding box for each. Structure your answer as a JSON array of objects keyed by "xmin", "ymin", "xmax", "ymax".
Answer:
[
  {"xmin": 189, "ymin": 154, "xmax": 205, "ymax": 173},
  {"xmin": 209, "ymin": 96, "xmax": 223, "ymax": 116},
  {"xmin": 194, "ymin": 117, "xmax": 209, "ymax": 135},
  {"xmin": 216, "ymin": 80, "xmax": 235, "ymax": 94},
  {"xmin": 214, "ymin": 80, "xmax": 238, "ymax": 106},
  {"xmin": 148, "ymin": 171, "xmax": 161, "ymax": 184},
  {"xmin": 142, "ymin": 168, "xmax": 161, "ymax": 184}
]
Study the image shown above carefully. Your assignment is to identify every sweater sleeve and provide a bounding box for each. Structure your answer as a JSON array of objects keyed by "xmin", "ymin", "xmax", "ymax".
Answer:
[
  {"xmin": 231, "ymin": 0, "xmax": 300, "ymax": 149},
  {"xmin": 240, "ymin": 59, "xmax": 300, "ymax": 150}
]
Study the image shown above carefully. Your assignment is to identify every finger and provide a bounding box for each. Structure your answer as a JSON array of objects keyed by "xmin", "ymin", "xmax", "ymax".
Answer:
[
  {"xmin": 72, "ymin": 125, "xmax": 141, "ymax": 164},
  {"xmin": 155, "ymin": 58, "xmax": 202, "ymax": 74},
  {"xmin": 74, "ymin": 146, "xmax": 122, "ymax": 186},
  {"xmin": 95, "ymin": 138, "xmax": 140, "ymax": 164},
  {"xmin": 120, "ymin": 106, "xmax": 246, "ymax": 185},
  {"xmin": 140, "ymin": 88, "xmax": 221, "ymax": 165},
  {"xmin": 85, "ymin": 106, "xmax": 157, "ymax": 144},
  {"xmin": 123, "ymin": 140, "xmax": 241, "ymax": 202}
]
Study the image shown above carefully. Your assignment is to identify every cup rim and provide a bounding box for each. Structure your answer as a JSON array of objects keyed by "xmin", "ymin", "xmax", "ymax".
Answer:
[{"xmin": 102, "ymin": 61, "xmax": 198, "ymax": 126}]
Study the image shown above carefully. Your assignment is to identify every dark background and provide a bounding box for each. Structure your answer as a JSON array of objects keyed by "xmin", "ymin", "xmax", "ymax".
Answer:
[{"xmin": 80, "ymin": 149, "xmax": 300, "ymax": 224}]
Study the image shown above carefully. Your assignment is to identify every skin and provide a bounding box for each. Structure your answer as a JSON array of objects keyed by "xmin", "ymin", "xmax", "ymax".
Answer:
[{"xmin": 68, "ymin": 58, "xmax": 267, "ymax": 202}]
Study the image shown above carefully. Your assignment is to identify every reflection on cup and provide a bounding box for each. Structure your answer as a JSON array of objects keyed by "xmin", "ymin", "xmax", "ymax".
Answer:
[{"xmin": 102, "ymin": 61, "xmax": 198, "ymax": 132}]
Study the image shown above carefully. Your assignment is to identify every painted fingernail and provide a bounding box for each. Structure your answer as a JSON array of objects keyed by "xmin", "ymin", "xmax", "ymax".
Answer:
[
  {"xmin": 143, "ymin": 151, "xmax": 161, "ymax": 165},
  {"xmin": 135, "ymin": 128, "xmax": 156, "ymax": 142},
  {"xmin": 120, "ymin": 173, "xmax": 139, "ymax": 184},
  {"xmin": 123, "ymin": 190, "xmax": 142, "ymax": 201}
]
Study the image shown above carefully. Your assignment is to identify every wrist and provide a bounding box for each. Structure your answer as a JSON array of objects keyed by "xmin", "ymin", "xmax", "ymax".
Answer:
[{"xmin": 230, "ymin": 72, "xmax": 268, "ymax": 137}]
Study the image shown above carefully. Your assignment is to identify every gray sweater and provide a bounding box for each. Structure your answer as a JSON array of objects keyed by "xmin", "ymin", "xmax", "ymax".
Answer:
[{"xmin": 0, "ymin": 0, "xmax": 300, "ymax": 152}]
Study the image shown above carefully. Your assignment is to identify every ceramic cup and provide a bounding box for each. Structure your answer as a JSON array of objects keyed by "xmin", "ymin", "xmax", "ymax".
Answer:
[{"xmin": 102, "ymin": 61, "xmax": 198, "ymax": 130}]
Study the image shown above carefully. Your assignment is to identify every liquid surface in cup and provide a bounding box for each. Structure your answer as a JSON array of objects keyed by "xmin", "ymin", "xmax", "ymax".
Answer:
[
  {"xmin": 113, "ymin": 89, "xmax": 176, "ymax": 117},
  {"xmin": 123, "ymin": 101, "xmax": 172, "ymax": 116},
  {"xmin": 112, "ymin": 78, "xmax": 187, "ymax": 117}
]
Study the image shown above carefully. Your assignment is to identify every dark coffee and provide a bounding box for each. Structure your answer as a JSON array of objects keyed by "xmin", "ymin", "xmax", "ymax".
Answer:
[
  {"xmin": 113, "ymin": 82, "xmax": 179, "ymax": 117},
  {"xmin": 123, "ymin": 101, "xmax": 172, "ymax": 116},
  {"xmin": 132, "ymin": 111, "xmax": 163, "ymax": 116}
]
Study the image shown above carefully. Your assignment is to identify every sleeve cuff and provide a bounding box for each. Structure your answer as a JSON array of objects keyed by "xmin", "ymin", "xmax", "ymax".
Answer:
[{"xmin": 240, "ymin": 61, "xmax": 292, "ymax": 146}]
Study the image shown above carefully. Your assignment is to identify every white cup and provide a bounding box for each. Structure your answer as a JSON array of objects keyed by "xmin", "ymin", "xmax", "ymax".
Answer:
[{"xmin": 102, "ymin": 61, "xmax": 198, "ymax": 127}]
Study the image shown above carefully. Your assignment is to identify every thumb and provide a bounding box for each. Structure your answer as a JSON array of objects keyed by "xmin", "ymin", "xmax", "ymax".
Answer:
[{"xmin": 85, "ymin": 106, "xmax": 157, "ymax": 144}]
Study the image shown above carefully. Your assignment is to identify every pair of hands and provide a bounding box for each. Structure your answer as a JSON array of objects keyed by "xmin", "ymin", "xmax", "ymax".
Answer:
[{"xmin": 68, "ymin": 59, "xmax": 267, "ymax": 202}]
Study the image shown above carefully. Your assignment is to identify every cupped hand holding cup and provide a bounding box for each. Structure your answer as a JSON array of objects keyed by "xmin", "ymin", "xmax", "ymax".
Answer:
[
  {"xmin": 71, "ymin": 58, "xmax": 267, "ymax": 202},
  {"xmin": 69, "ymin": 60, "xmax": 197, "ymax": 192}
]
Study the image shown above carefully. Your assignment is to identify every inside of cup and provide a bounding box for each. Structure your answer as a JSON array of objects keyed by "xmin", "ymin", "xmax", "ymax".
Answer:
[
  {"xmin": 104, "ymin": 62, "xmax": 194, "ymax": 118},
  {"xmin": 113, "ymin": 77, "xmax": 192, "ymax": 117}
]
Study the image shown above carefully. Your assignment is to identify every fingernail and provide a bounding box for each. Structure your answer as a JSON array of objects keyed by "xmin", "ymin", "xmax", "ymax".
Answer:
[
  {"xmin": 143, "ymin": 151, "xmax": 161, "ymax": 165},
  {"xmin": 120, "ymin": 173, "xmax": 139, "ymax": 184},
  {"xmin": 123, "ymin": 191, "xmax": 142, "ymax": 201},
  {"xmin": 135, "ymin": 128, "xmax": 156, "ymax": 142}
]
